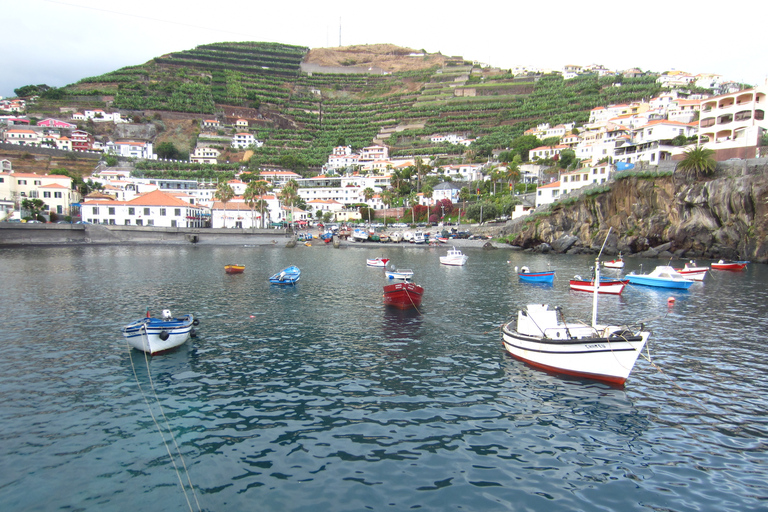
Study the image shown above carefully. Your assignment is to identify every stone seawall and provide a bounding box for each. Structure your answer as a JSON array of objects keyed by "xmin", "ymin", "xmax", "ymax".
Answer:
[{"xmin": 0, "ymin": 224, "xmax": 292, "ymax": 246}]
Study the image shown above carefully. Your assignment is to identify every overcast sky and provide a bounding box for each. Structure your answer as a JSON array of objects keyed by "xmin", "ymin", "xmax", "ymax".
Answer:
[{"xmin": 4, "ymin": 0, "xmax": 767, "ymax": 99}]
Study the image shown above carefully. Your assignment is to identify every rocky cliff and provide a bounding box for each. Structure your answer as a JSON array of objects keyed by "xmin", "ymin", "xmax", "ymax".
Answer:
[{"xmin": 500, "ymin": 162, "xmax": 768, "ymax": 263}]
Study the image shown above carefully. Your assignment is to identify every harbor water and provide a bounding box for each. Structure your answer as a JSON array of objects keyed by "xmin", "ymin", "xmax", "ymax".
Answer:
[{"xmin": 1, "ymin": 244, "xmax": 767, "ymax": 511}]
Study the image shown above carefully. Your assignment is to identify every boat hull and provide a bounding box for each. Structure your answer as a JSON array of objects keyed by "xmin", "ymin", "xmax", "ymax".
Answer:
[
  {"xmin": 501, "ymin": 320, "xmax": 648, "ymax": 385},
  {"xmin": 383, "ymin": 282, "xmax": 423, "ymax": 310},
  {"xmin": 225, "ymin": 265, "xmax": 245, "ymax": 274},
  {"xmin": 711, "ymin": 261, "xmax": 747, "ymax": 271},
  {"xmin": 122, "ymin": 314, "xmax": 196, "ymax": 354},
  {"xmin": 569, "ymin": 279, "xmax": 627, "ymax": 295},
  {"xmin": 366, "ymin": 258, "xmax": 390, "ymax": 267},
  {"xmin": 519, "ymin": 271, "xmax": 555, "ymax": 284},
  {"xmin": 626, "ymin": 275, "xmax": 693, "ymax": 289},
  {"xmin": 439, "ymin": 256, "xmax": 468, "ymax": 266}
]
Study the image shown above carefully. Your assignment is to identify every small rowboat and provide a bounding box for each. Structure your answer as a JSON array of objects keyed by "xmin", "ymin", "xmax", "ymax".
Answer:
[
  {"xmin": 517, "ymin": 266, "xmax": 555, "ymax": 284},
  {"xmin": 383, "ymin": 282, "xmax": 423, "ymax": 310},
  {"xmin": 122, "ymin": 309, "xmax": 199, "ymax": 354},
  {"xmin": 385, "ymin": 269, "xmax": 414, "ymax": 280},
  {"xmin": 569, "ymin": 276, "xmax": 629, "ymax": 295},
  {"xmin": 673, "ymin": 261, "xmax": 709, "ymax": 281},
  {"xmin": 604, "ymin": 253, "xmax": 624, "ymax": 269},
  {"xmin": 711, "ymin": 260, "xmax": 748, "ymax": 271},
  {"xmin": 626, "ymin": 266, "xmax": 693, "ymax": 289},
  {"xmin": 225, "ymin": 264, "xmax": 245, "ymax": 274},
  {"xmin": 269, "ymin": 265, "xmax": 301, "ymax": 285},
  {"xmin": 366, "ymin": 257, "xmax": 390, "ymax": 268}
]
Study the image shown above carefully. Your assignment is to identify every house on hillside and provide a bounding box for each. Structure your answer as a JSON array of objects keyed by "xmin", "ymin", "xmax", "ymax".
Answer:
[
  {"xmin": 106, "ymin": 140, "xmax": 154, "ymax": 159},
  {"xmin": 697, "ymin": 84, "xmax": 767, "ymax": 159},
  {"xmin": 535, "ymin": 180, "xmax": 561, "ymax": 207},
  {"xmin": 190, "ymin": 146, "xmax": 220, "ymax": 164},
  {"xmin": 37, "ymin": 118, "xmax": 77, "ymax": 129},
  {"xmin": 0, "ymin": 171, "xmax": 79, "ymax": 217},
  {"xmin": 232, "ymin": 132, "xmax": 262, "ymax": 149},
  {"xmin": 2, "ymin": 128, "xmax": 41, "ymax": 145}
]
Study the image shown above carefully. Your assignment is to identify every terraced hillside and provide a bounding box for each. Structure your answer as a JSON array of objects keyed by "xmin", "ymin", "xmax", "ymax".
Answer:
[{"xmin": 62, "ymin": 42, "xmax": 665, "ymax": 170}]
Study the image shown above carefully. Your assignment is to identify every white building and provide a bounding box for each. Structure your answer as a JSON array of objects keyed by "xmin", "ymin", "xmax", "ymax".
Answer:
[
  {"xmin": 697, "ymin": 84, "xmax": 768, "ymax": 159},
  {"xmin": 232, "ymin": 132, "xmax": 261, "ymax": 149},
  {"xmin": 190, "ymin": 146, "xmax": 221, "ymax": 164},
  {"xmin": 0, "ymin": 171, "xmax": 79, "ymax": 217},
  {"xmin": 535, "ymin": 180, "xmax": 561, "ymax": 207},
  {"xmin": 81, "ymin": 189, "xmax": 206, "ymax": 227},
  {"xmin": 106, "ymin": 140, "xmax": 155, "ymax": 159}
]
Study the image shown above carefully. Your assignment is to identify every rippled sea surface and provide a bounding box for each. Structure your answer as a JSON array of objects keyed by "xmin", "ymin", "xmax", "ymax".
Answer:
[{"xmin": 1, "ymin": 244, "xmax": 767, "ymax": 511}]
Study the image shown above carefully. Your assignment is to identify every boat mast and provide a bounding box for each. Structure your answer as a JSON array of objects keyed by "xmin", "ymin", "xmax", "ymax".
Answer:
[{"xmin": 593, "ymin": 228, "xmax": 612, "ymax": 328}]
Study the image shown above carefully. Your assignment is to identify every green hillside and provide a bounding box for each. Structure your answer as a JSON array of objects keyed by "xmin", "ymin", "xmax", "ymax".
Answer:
[{"xmin": 57, "ymin": 41, "xmax": 665, "ymax": 170}]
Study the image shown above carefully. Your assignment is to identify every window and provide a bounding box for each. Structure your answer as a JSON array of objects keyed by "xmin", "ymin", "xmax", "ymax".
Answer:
[
  {"xmin": 43, "ymin": 191, "xmax": 51, "ymax": 198},
  {"xmin": 55, "ymin": 192, "xmax": 62, "ymax": 198},
  {"xmin": 108, "ymin": 207, "xmax": 115, "ymax": 215},
  {"xmin": 144, "ymin": 208, "xmax": 150, "ymax": 215},
  {"xmin": 92, "ymin": 206, "xmax": 99, "ymax": 214},
  {"xmin": 147, "ymin": 219, "xmax": 154, "ymax": 226},
  {"xmin": 136, "ymin": 219, "xmax": 143, "ymax": 226},
  {"xmin": 125, "ymin": 219, "xmax": 131, "ymax": 225},
  {"xmin": 34, "ymin": 180, "xmax": 41, "ymax": 185},
  {"xmin": 160, "ymin": 208, "xmax": 166, "ymax": 216},
  {"xmin": 174, "ymin": 208, "xmax": 181, "ymax": 216},
  {"xmin": 18, "ymin": 180, "xmax": 27, "ymax": 185},
  {"xmin": 171, "ymin": 220, "xmax": 177, "ymax": 227},
  {"xmin": 128, "ymin": 207, "xmax": 135, "ymax": 215}
]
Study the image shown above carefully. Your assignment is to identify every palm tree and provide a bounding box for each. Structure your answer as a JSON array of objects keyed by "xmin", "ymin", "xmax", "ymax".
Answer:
[
  {"xmin": 362, "ymin": 187, "xmax": 375, "ymax": 224},
  {"xmin": 380, "ymin": 190, "xmax": 393, "ymax": 227},
  {"xmin": 279, "ymin": 180, "xmax": 300, "ymax": 230},
  {"xmin": 504, "ymin": 160, "xmax": 521, "ymax": 195},
  {"xmin": 213, "ymin": 182, "xmax": 235, "ymax": 228},
  {"xmin": 676, "ymin": 146, "xmax": 717, "ymax": 179},
  {"xmin": 243, "ymin": 180, "xmax": 271, "ymax": 228}
]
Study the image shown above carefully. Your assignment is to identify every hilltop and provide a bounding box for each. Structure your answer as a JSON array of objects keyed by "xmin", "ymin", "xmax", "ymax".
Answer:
[{"xmin": 24, "ymin": 41, "xmax": 665, "ymax": 171}]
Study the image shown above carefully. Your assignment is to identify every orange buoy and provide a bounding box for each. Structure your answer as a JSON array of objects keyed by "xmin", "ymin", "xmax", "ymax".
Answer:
[{"xmin": 667, "ymin": 297, "xmax": 676, "ymax": 305}]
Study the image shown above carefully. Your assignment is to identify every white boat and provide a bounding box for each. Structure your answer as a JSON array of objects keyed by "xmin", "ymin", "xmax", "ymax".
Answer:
[
  {"xmin": 439, "ymin": 246, "xmax": 468, "ymax": 266},
  {"xmin": 366, "ymin": 257, "xmax": 390, "ymax": 268},
  {"xmin": 352, "ymin": 228, "xmax": 370, "ymax": 242},
  {"xmin": 385, "ymin": 269, "xmax": 414, "ymax": 280},
  {"xmin": 412, "ymin": 231, "xmax": 426, "ymax": 244},
  {"xmin": 501, "ymin": 236, "xmax": 650, "ymax": 385},
  {"xmin": 122, "ymin": 309, "xmax": 198, "ymax": 354},
  {"xmin": 673, "ymin": 261, "xmax": 709, "ymax": 281},
  {"xmin": 604, "ymin": 253, "xmax": 624, "ymax": 269}
]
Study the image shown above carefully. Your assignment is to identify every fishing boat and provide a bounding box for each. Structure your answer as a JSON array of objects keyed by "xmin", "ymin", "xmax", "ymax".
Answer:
[
  {"xmin": 352, "ymin": 228, "xmax": 370, "ymax": 242},
  {"xmin": 517, "ymin": 266, "xmax": 555, "ymax": 284},
  {"xmin": 626, "ymin": 265, "xmax": 693, "ymax": 289},
  {"xmin": 269, "ymin": 265, "xmax": 301, "ymax": 285},
  {"xmin": 439, "ymin": 246, "xmax": 468, "ymax": 266},
  {"xmin": 122, "ymin": 309, "xmax": 199, "ymax": 355},
  {"xmin": 569, "ymin": 276, "xmax": 629, "ymax": 295},
  {"xmin": 385, "ymin": 269, "xmax": 414, "ymax": 280},
  {"xmin": 411, "ymin": 231, "xmax": 426, "ymax": 244},
  {"xmin": 383, "ymin": 281, "xmax": 424, "ymax": 310},
  {"xmin": 501, "ymin": 256, "xmax": 650, "ymax": 386},
  {"xmin": 673, "ymin": 261, "xmax": 709, "ymax": 281},
  {"xmin": 604, "ymin": 253, "xmax": 625, "ymax": 269},
  {"xmin": 711, "ymin": 260, "xmax": 748, "ymax": 271},
  {"xmin": 224, "ymin": 264, "xmax": 245, "ymax": 274},
  {"xmin": 366, "ymin": 257, "xmax": 390, "ymax": 268}
]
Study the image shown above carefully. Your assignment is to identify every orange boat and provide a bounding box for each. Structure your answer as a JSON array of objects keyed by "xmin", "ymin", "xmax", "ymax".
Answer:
[{"xmin": 225, "ymin": 264, "xmax": 245, "ymax": 274}]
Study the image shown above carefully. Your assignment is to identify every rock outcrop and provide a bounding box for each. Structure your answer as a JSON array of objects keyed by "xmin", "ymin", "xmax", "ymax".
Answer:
[{"xmin": 500, "ymin": 168, "xmax": 768, "ymax": 263}]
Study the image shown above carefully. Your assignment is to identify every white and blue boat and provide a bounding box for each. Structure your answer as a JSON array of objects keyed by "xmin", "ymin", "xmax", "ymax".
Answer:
[
  {"xmin": 121, "ymin": 309, "xmax": 198, "ymax": 354},
  {"xmin": 269, "ymin": 265, "xmax": 301, "ymax": 285},
  {"xmin": 626, "ymin": 265, "xmax": 693, "ymax": 289},
  {"xmin": 385, "ymin": 268, "xmax": 414, "ymax": 280}
]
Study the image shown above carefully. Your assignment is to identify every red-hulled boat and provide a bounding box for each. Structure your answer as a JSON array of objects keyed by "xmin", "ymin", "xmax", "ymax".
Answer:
[
  {"xmin": 383, "ymin": 282, "xmax": 424, "ymax": 310},
  {"xmin": 711, "ymin": 260, "xmax": 748, "ymax": 271}
]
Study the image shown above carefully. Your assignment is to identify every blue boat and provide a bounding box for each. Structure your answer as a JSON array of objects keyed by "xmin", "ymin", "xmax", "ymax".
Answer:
[
  {"xmin": 518, "ymin": 266, "xmax": 555, "ymax": 284},
  {"xmin": 626, "ymin": 265, "xmax": 693, "ymax": 289},
  {"xmin": 269, "ymin": 265, "xmax": 301, "ymax": 285}
]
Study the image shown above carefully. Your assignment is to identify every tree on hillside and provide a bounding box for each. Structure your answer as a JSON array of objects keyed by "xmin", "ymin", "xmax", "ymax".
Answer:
[
  {"xmin": 156, "ymin": 142, "xmax": 183, "ymax": 160},
  {"xmin": 362, "ymin": 187, "xmax": 375, "ymax": 224},
  {"xmin": 511, "ymin": 135, "xmax": 543, "ymax": 162},
  {"xmin": 245, "ymin": 180, "xmax": 271, "ymax": 228},
  {"xmin": 379, "ymin": 190, "xmax": 394, "ymax": 227},
  {"xmin": 214, "ymin": 182, "xmax": 235, "ymax": 226},
  {"xmin": 676, "ymin": 146, "xmax": 717, "ymax": 179}
]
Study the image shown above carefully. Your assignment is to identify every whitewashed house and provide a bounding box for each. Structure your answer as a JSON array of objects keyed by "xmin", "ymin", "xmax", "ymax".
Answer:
[
  {"xmin": 81, "ymin": 189, "xmax": 206, "ymax": 227},
  {"xmin": 535, "ymin": 180, "xmax": 561, "ymax": 207}
]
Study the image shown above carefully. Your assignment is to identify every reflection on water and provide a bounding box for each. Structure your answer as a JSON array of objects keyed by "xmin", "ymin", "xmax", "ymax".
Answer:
[{"xmin": 0, "ymin": 245, "xmax": 767, "ymax": 511}]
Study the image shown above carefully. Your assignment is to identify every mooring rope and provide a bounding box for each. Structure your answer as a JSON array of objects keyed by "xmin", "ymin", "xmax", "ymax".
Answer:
[{"xmin": 125, "ymin": 324, "xmax": 202, "ymax": 512}]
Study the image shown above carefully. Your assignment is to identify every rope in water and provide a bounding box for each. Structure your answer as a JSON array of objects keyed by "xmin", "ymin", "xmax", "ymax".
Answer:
[{"xmin": 124, "ymin": 324, "xmax": 202, "ymax": 512}]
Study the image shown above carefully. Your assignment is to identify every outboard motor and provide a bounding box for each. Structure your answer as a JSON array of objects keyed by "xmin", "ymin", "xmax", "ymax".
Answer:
[{"xmin": 162, "ymin": 309, "xmax": 173, "ymax": 321}]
